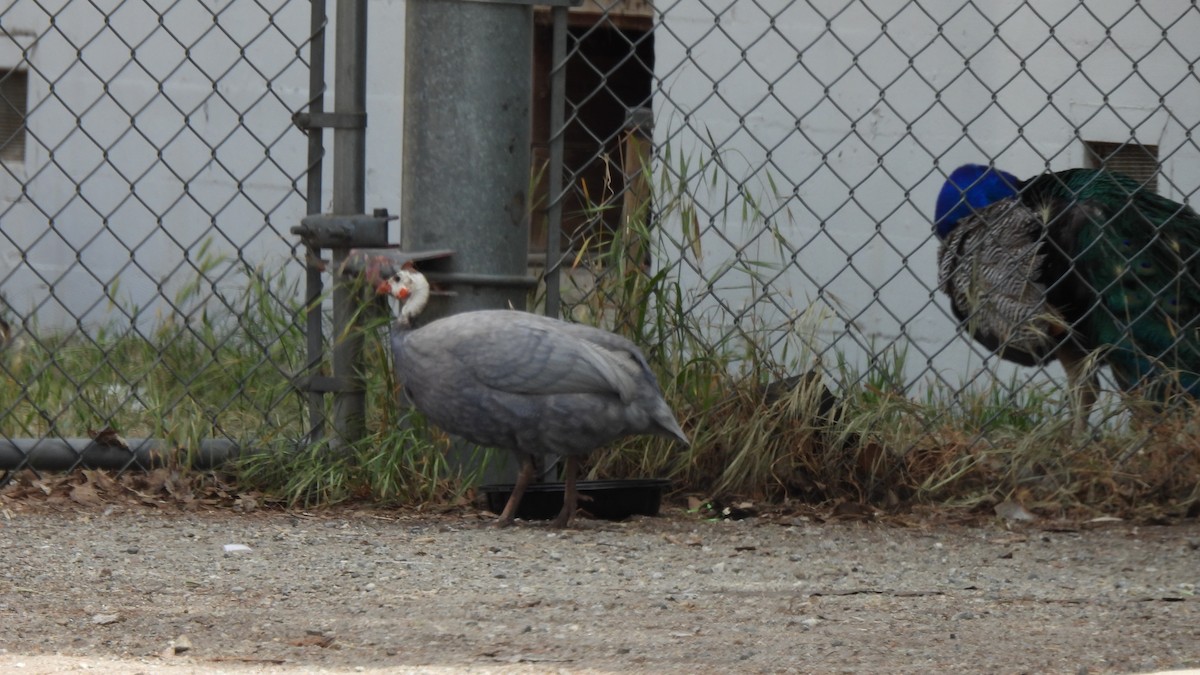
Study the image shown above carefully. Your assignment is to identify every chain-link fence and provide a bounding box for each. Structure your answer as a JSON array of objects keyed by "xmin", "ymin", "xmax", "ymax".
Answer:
[
  {"xmin": 539, "ymin": 1, "xmax": 1200, "ymax": 505},
  {"xmin": 0, "ymin": 0, "xmax": 320, "ymax": 471},
  {"xmin": 545, "ymin": 6, "xmax": 1197, "ymax": 390},
  {"xmin": 2, "ymin": 0, "xmax": 1198, "ymax": 505},
  {"xmin": 548, "ymin": 1, "xmax": 1200, "ymax": 383}
]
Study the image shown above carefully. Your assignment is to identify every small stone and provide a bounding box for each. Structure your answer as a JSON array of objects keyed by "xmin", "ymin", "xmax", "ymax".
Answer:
[
  {"xmin": 173, "ymin": 635, "xmax": 192, "ymax": 654},
  {"xmin": 91, "ymin": 613, "xmax": 121, "ymax": 625}
]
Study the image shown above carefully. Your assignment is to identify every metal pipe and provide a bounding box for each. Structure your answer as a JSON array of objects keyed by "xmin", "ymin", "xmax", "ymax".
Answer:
[
  {"xmin": 423, "ymin": 270, "xmax": 538, "ymax": 289},
  {"xmin": 303, "ymin": 0, "xmax": 329, "ymax": 443},
  {"xmin": 402, "ymin": 0, "xmax": 533, "ymax": 319},
  {"xmin": 543, "ymin": 6, "xmax": 568, "ymax": 320},
  {"xmin": 402, "ymin": 0, "xmax": 534, "ymax": 483},
  {"xmin": 330, "ymin": 0, "xmax": 370, "ymax": 447},
  {"xmin": 0, "ymin": 439, "xmax": 239, "ymax": 471}
]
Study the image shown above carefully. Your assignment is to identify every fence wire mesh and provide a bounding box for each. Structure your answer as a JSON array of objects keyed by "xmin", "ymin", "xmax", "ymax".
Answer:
[
  {"xmin": 0, "ymin": 0, "xmax": 317, "ymax": 473},
  {"xmin": 1, "ymin": 0, "xmax": 1198, "ymax": 508},
  {"xmin": 543, "ymin": 1, "xmax": 1200, "ymax": 506}
]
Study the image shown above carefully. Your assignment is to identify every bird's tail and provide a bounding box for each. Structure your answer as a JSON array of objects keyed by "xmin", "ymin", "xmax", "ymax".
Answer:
[
  {"xmin": 1106, "ymin": 343, "xmax": 1200, "ymax": 401},
  {"xmin": 1066, "ymin": 174, "xmax": 1200, "ymax": 403},
  {"xmin": 1080, "ymin": 249, "xmax": 1200, "ymax": 402},
  {"xmin": 652, "ymin": 402, "xmax": 690, "ymax": 447}
]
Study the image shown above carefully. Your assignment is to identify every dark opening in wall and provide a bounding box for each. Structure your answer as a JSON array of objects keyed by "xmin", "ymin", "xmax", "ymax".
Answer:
[
  {"xmin": 532, "ymin": 9, "xmax": 654, "ymax": 255},
  {"xmin": 0, "ymin": 68, "xmax": 27, "ymax": 163}
]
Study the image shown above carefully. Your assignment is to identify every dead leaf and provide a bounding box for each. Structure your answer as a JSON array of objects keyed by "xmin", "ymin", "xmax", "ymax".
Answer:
[
  {"xmin": 88, "ymin": 427, "xmax": 130, "ymax": 450},
  {"xmin": 69, "ymin": 481, "xmax": 102, "ymax": 507},
  {"xmin": 82, "ymin": 469, "xmax": 120, "ymax": 494},
  {"xmin": 830, "ymin": 501, "xmax": 876, "ymax": 521},
  {"xmin": 137, "ymin": 468, "xmax": 173, "ymax": 494}
]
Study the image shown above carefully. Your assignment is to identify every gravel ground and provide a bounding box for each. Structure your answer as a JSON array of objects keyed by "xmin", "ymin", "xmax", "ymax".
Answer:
[{"xmin": 0, "ymin": 502, "xmax": 1198, "ymax": 674}]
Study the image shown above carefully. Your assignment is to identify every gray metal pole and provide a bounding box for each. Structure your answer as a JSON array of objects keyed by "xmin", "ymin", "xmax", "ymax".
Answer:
[
  {"xmin": 402, "ymin": 2, "xmax": 533, "ymax": 318},
  {"xmin": 543, "ymin": 6, "xmax": 568, "ymax": 320},
  {"xmin": 402, "ymin": 2, "xmax": 534, "ymax": 483},
  {"xmin": 330, "ymin": 0, "xmax": 369, "ymax": 447},
  {"xmin": 303, "ymin": 0, "xmax": 328, "ymax": 443}
]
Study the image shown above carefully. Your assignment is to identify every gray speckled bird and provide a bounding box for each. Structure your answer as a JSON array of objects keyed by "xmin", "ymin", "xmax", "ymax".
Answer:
[{"xmin": 377, "ymin": 267, "xmax": 689, "ymax": 527}]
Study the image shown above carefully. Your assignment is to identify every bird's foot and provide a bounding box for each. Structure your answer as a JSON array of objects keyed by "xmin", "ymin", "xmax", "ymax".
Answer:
[
  {"xmin": 491, "ymin": 517, "xmax": 517, "ymax": 529},
  {"xmin": 549, "ymin": 509, "xmax": 574, "ymax": 529}
]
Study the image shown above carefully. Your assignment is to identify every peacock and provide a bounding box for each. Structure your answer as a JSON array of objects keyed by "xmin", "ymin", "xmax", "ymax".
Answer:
[{"xmin": 933, "ymin": 163, "xmax": 1200, "ymax": 421}]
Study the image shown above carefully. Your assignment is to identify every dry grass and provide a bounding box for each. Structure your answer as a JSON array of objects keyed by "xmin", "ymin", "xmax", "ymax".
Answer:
[{"xmin": 3, "ymin": 209, "xmax": 1199, "ymax": 519}]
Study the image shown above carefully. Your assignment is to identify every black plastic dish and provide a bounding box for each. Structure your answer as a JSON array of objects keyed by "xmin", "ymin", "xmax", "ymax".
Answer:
[{"xmin": 480, "ymin": 478, "xmax": 671, "ymax": 521}]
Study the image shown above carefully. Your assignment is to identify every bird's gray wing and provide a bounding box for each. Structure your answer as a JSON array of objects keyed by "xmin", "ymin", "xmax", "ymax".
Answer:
[{"xmin": 439, "ymin": 314, "xmax": 645, "ymax": 401}]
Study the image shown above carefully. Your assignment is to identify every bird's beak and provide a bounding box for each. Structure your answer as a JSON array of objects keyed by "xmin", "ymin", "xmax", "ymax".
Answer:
[{"xmin": 375, "ymin": 280, "xmax": 411, "ymax": 301}]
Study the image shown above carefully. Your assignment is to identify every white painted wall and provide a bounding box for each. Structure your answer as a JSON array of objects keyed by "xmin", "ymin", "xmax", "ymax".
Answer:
[{"xmin": 652, "ymin": 0, "xmax": 1200, "ymax": 393}]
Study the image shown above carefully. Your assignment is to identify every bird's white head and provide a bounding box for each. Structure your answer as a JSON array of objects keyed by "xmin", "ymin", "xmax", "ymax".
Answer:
[{"xmin": 376, "ymin": 267, "xmax": 431, "ymax": 327}]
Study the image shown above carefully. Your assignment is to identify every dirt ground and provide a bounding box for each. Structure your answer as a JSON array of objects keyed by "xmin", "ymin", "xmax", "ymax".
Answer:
[{"xmin": 0, "ymin": 499, "xmax": 1197, "ymax": 674}]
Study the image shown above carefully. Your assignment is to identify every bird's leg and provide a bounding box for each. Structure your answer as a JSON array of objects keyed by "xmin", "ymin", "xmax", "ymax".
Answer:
[
  {"xmin": 496, "ymin": 454, "xmax": 537, "ymax": 527},
  {"xmin": 1058, "ymin": 344, "xmax": 1098, "ymax": 435},
  {"xmin": 550, "ymin": 455, "xmax": 579, "ymax": 529}
]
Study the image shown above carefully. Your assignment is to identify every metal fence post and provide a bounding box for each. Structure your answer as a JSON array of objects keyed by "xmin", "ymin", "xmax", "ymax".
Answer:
[
  {"xmin": 401, "ymin": 2, "xmax": 534, "ymax": 317},
  {"xmin": 330, "ymin": 0, "xmax": 370, "ymax": 447},
  {"xmin": 401, "ymin": 1, "xmax": 539, "ymax": 482},
  {"xmin": 543, "ymin": 6, "xmax": 569, "ymax": 320},
  {"xmin": 302, "ymin": 0, "xmax": 329, "ymax": 444}
]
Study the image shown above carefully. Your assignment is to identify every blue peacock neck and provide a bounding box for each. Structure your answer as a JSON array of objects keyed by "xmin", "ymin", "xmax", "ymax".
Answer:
[{"xmin": 934, "ymin": 164, "xmax": 1022, "ymax": 238}]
